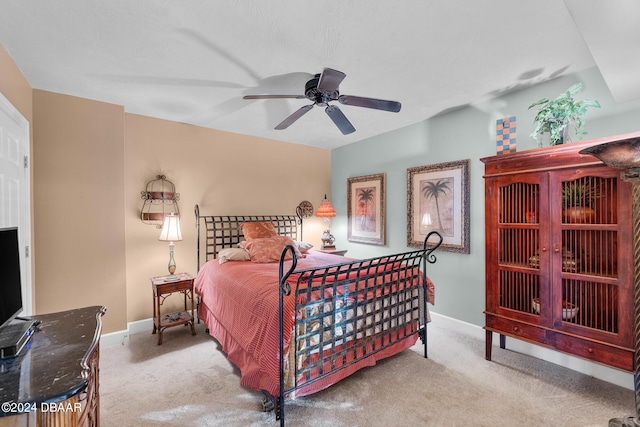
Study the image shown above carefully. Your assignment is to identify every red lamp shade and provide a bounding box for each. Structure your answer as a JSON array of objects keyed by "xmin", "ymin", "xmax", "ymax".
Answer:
[{"xmin": 315, "ymin": 195, "xmax": 336, "ymax": 218}]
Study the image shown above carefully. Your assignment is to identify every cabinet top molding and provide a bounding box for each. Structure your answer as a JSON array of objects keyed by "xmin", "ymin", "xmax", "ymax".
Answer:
[{"xmin": 481, "ymin": 132, "xmax": 640, "ymax": 177}]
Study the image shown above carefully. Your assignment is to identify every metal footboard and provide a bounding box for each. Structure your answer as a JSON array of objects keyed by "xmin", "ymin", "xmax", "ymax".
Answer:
[{"xmin": 275, "ymin": 231, "xmax": 443, "ymax": 425}]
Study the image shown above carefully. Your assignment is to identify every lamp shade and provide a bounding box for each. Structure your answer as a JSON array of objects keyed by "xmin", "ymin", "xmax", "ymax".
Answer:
[
  {"xmin": 159, "ymin": 213, "xmax": 182, "ymax": 242},
  {"xmin": 315, "ymin": 194, "xmax": 336, "ymax": 218}
]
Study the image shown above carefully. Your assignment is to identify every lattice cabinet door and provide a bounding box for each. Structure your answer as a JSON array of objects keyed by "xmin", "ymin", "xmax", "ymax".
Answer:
[
  {"xmin": 550, "ymin": 167, "xmax": 634, "ymax": 347},
  {"xmin": 486, "ymin": 173, "xmax": 551, "ymax": 326}
]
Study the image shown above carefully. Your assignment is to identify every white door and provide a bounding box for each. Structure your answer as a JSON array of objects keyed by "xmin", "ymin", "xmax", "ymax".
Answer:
[{"xmin": 0, "ymin": 92, "xmax": 31, "ymax": 315}]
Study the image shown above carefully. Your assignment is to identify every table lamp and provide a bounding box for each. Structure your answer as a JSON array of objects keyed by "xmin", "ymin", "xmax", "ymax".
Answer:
[
  {"xmin": 158, "ymin": 212, "xmax": 182, "ymax": 275},
  {"xmin": 316, "ymin": 194, "xmax": 337, "ymax": 249}
]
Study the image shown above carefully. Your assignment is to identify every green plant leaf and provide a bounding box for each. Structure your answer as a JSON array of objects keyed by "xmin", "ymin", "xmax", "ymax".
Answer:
[
  {"xmin": 528, "ymin": 98, "xmax": 550, "ymax": 109},
  {"xmin": 566, "ymin": 82, "xmax": 585, "ymax": 97},
  {"xmin": 528, "ymin": 82, "xmax": 600, "ymax": 146}
]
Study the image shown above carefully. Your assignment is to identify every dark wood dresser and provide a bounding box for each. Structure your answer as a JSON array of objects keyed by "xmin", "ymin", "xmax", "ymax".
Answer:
[
  {"xmin": 0, "ymin": 306, "xmax": 105, "ymax": 427},
  {"xmin": 481, "ymin": 135, "xmax": 635, "ymax": 372}
]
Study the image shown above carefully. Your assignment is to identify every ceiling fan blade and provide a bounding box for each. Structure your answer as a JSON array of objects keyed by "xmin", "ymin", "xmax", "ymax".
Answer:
[
  {"xmin": 274, "ymin": 104, "xmax": 314, "ymax": 130},
  {"xmin": 338, "ymin": 95, "xmax": 401, "ymax": 112},
  {"xmin": 243, "ymin": 94, "xmax": 306, "ymax": 99},
  {"xmin": 317, "ymin": 68, "xmax": 346, "ymax": 94},
  {"xmin": 325, "ymin": 105, "xmax": 356, "ymax": 135}
]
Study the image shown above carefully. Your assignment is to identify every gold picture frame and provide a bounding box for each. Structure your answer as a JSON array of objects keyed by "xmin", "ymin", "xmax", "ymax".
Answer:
[
  {"xmin": 347, "ymin": 173, "xmax": 386, "ymax": 245},
  {"xmin": 407, "ymin": 159, "xmax": 470, "ymax": 253}
]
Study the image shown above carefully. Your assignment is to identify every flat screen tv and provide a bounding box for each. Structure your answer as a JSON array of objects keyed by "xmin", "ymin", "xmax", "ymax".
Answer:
[{"xmin": 0, "ymin": 227, "xmax": 23, "ymax": 330}]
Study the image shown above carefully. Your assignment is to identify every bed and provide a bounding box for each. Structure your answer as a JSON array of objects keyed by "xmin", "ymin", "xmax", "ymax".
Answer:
[{"xmin": 194, "ymin": 204, "xmax": 442, "ymax": 425}]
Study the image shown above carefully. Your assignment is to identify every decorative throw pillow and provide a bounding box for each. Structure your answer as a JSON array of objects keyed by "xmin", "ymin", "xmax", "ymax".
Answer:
[
  {"xmin": 243, "ymin": 235, "xmax": 301, "ymax": 263},
  {"xmin": 217, "ymin": 248, "xmax": 251, "ymax": 264},
  {"xmin": 240, "ymin": 222, "xmax": 278, "ymax": 239},
  {"xmin": 295, "ymin": 241, "xmax": 314, "ymax": 254}
]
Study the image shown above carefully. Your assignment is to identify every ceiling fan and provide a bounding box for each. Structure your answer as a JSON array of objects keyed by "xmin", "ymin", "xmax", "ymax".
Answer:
[{"xmin": 243, "ymin": 68, "xmax": 401, "ymax": 135}]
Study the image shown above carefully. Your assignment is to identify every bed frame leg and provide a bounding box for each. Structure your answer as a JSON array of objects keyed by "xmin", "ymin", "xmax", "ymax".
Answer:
[
  {"xmin": 419, "ymin": 327, "xmax": 428, "ymax": 358},
  {"xmin": 261, "ymin": 395, "xmax": 275, "ymax": 412},
  {"xmin": 261, "ymin": 394, "xmax": 284, "ymax": 425},
  {"xmin": 275, "ymin": 397, "xmax": 284, "ymax": 426}
]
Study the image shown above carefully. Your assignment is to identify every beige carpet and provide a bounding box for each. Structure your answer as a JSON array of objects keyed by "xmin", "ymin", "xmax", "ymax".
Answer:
[{"xmin": 100, "ymin": 322, "xmax": 635, "ymax": 426}]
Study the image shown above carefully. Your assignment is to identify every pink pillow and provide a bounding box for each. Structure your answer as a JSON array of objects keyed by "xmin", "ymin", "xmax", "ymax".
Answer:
[
  {"xmin": 242, "ymin": 235, "xmax": 301, "ymax": 263},
  {"xmin": 241, "ymin": 222, "xmax": 278, "ymax": 239}
]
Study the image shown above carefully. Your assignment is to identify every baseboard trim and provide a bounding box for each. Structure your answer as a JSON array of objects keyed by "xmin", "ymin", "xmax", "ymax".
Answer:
[
  {"xmin": 100, "ymin": 317, "xmax": 154, "ymax": 348},
  {"xmin": 429, "ymin": 311, "xmax": 634, "ymax": 391},
  {"xmin": 102, "ymin": 312, "xmax": 633, "ymax": 390}
]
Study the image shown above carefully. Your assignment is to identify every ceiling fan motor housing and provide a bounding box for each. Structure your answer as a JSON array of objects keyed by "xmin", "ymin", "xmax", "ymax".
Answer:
[{"xmin": 305, "ymin": 74, "xmax": 338, "ymax": 105}]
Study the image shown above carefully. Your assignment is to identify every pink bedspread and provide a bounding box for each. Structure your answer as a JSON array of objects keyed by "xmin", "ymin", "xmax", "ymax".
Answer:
[{"xmin": 195, "ymin": 249, "xmax": 434, "ymax": 398}]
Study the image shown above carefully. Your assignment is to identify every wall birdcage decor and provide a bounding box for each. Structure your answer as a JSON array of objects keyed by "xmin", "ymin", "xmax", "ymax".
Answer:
[{"xmin": 140, "ymin": 175, "xmax": 180, "ymax": 227}]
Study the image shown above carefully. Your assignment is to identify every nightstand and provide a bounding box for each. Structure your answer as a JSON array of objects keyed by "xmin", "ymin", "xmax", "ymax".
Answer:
[
  {"xmin": 318, "ymin": 248, "xmax": 348, "ymax": 256},
  {"xmin": 150, "ymin": 272, "xmax": 196, "ymax": 345}
]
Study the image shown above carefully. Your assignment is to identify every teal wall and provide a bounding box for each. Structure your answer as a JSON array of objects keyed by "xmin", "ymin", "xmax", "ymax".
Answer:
[{"xmin": 331, "ymin": 66, "xmax": 640, "ymax": 327}]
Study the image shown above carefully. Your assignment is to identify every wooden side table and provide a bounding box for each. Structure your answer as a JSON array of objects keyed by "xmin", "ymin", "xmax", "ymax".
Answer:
[
  {"xmin": 318, "ymin": 248, "xmax": 348, "ymax": 256},
  {"xmin": 150, "ymin": 272, "xmax": 196, "ymax": 345}
]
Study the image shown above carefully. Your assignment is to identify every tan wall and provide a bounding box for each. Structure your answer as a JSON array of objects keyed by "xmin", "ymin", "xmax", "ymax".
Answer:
[
  {"xmin": 31, "ymin": 98, "xmax": 331, "ymax": 333},
  {"xmin": 0, "ymin": 44, "xmax": 31, "ymax": 121},
  {"xmin": 124, "ymin": 114, "xmax": 330, "ymax": 322},
  {"xmin": 1, "ymin": 44, "xmax": 331, "ymax": 334},
  {"xmin": 32, "ymin": 90, "xmax": 127, "ymax": 333}
]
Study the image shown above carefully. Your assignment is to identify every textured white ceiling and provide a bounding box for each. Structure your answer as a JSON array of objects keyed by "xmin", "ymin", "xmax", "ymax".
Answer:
[{"xmin": 0, "ymin": 1, "xmax": 637, "ymax": 150}]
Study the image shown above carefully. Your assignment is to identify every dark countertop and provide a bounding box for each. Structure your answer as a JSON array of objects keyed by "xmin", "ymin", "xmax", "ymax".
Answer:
[{"xmin": 0, "ymin": 306, "xmax": 105, "ymax": 416}]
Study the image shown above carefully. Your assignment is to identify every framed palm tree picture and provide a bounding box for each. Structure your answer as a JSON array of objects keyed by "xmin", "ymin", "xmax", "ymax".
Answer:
[
  {"xmin": 407, "ymin": 159, "xmax": 470, "ymax": 253},
  {"xmin": 347, "ymin": 173, "xmax": 386, "ymax": 245}
]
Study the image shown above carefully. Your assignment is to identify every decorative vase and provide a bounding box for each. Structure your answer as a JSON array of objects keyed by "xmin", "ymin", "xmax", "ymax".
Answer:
[
  {"xmin": 555, "ymin": 126, "xmax": 568, "ymax": 145},
  {"xmin": 562, "ymin": 206, "xmax": 595, "ymax": 223}
]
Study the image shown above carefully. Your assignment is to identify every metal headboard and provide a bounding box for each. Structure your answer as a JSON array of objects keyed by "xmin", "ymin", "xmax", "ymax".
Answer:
[{"xmin": 195, "ymin": 204, "xmax": 302, "ymax": 271}]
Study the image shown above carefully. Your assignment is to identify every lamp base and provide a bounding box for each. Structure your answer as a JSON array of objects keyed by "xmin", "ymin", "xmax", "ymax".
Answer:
[
  {"xmin": 167, "ymin": 243, "xmax": 176, "ymax": 275},
  {"xmin": 321, "ymin": 228, "xmax": 335, "ymax": 249},
  {"xmin": 320, "ymin": 245, "xmax": 336, "ymax": 250}
]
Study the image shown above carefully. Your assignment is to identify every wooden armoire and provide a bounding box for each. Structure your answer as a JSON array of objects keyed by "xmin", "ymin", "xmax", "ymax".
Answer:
[{"xmin": 481, "ymin": 134, "xmax": 636, "ymax": 372}]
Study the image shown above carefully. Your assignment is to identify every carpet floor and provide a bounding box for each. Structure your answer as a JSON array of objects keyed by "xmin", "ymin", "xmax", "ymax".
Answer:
[{"xmin": 99, "ymin": 321, "xmax": 635, "ymax": 426}]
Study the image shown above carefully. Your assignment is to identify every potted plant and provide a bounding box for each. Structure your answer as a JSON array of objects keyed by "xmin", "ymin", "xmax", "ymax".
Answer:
[
  {"xmin": 562, "ymin": 178, "xmax": 598, "ymax": 223},
  {"xmin": 528, "ymin": 82, "xmax": 600, "ymax": 146}
]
